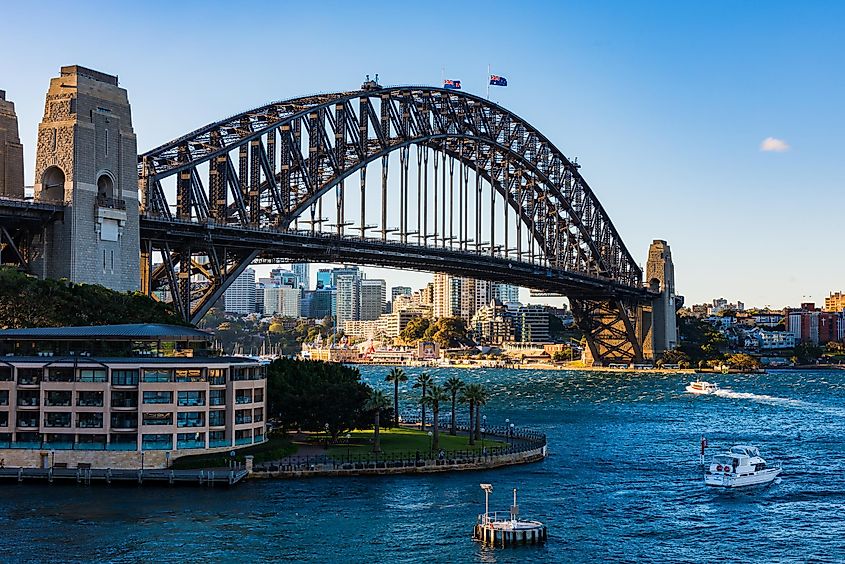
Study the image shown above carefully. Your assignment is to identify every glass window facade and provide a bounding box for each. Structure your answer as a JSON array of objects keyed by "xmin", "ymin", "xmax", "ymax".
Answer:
[
  {"xmin": 177, "ymin": 390, "xmax": 205, "ymax": 407},
  {"xmin": 142, "ymin": 412, "xmax": 172, "ymax": 426},
  {"xmin": 142, "ymin": 369, "xmax": 173, "ymax": 383},
  {"xmin": 143, "ymin": 391, "xmax": 173, "ymax": 404},
  {"xmin": 177, "ymin": 412, "xmax": 205, "ymax": 428},
  {"xmin": 142, "ymin": 434, "xmax": 172, "ymax": 450},
  {"xmin": 76, "ymin": 391, "xmax": 104, "ymax": 407},
  {"xmin": 112, "ymin": 369, "xmax": 139, "ymax": 386},
  {"xmin": 78, "ymin": 369, "xmax": 107, "ymax": 383}
]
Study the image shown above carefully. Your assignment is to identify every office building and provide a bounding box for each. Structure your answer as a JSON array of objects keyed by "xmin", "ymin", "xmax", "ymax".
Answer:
[
  {"xmin": 224, "ymin": 268, "xmax": 256, "ymax": 315},
  {"xmin": 291, "ymin": 263, "xmax": 310, "ymax": 290},
  {"xmin": 360, "ymin": 279, "xmax": 387, "ymax": 321}
]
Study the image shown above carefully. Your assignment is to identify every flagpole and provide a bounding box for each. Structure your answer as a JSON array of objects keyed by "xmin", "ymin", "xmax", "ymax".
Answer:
[{"xmin": 486, "ymin": 64, "xmax": 490, "ymax": 99}]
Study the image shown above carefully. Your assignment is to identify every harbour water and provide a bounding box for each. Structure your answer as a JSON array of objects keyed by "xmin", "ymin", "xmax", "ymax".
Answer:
[{"xmin": 3, "ymin": 367, "xmax": 844, "ymax": 562}]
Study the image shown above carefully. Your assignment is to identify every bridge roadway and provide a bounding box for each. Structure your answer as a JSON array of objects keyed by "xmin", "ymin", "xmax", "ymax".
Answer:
[{"xmin": 140, "ymin": 215, "xmax": 651, "ymax": 302}]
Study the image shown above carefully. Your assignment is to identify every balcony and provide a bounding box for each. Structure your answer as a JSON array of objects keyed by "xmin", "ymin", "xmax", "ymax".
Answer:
[
  {"xmin": 96, "ymin": 195, "xmax": 126, "ymax": 210},
  {"xmin": 235, "ymin": 437, "xmax": 252, "ymax": 446},
  {"xmin": 209, "ymin": 439, "xmax": 230, "ymax": 448},
  {"xmin": 176, "ymin": 439, "xmax": 206, "ymax": 450},
  {"xmin": 235, "ymin": 396, "xmax": 252, "ymax": 405}
]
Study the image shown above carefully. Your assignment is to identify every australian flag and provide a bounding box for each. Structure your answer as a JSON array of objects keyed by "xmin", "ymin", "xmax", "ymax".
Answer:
[
  {"xmin": 490, "ymin": 75, "xmax": 508, "ymax": 87},
  {"xmin": 443, "ymin": 79, "xmax": 461, "ymax": 90}
]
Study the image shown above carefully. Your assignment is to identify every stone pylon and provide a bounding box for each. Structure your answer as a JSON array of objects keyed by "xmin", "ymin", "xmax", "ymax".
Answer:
[
  {"xmin": 0, "ymin": 89, "xmax": 24, "ymax": 198},
  {"xmin": 643, "ymin": 239, "xmax": 678, "ymax": 358},
  {"xmin": 32, "ymin": 66, "xmax": 139, "ymax": 291}
]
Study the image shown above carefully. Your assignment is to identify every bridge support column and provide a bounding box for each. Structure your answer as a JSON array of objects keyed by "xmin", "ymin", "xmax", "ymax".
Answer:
[
  {"xmin": 32, "ymin": 65, "xmax": 139, "ymax": 292},
  {"xmin": 571, "ymin": 298, "xmax": 644, "ymax": 366}
]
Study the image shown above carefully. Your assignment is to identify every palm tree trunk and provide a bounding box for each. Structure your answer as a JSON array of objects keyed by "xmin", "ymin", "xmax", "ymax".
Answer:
[
  {"xmin": 450, "ymin": 393, "xmax": 457, "ymax": 436},
  {"xmin": 468, "ymin": 400, "xmax": 475, "ymax": 446},
  {"xmin": 393, "ymin": 380, "xmax": 400, "ymax": 427},
  {"xmin": 373, "ymin": 412, "xmax": 381, "ymax": 453},
  {"xmin": 475, "ymin": 404, "xmax": 481, "ymax": 440},
  {"xmin": 420, "ymin": 384, "xmax": 426, "ymax": 430},
  {"xmin": 432, "ymin": 405, "xmax": 440, "ymax": 451}
]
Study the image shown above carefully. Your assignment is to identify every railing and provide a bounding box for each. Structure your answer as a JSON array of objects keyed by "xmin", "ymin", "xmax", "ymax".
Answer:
[
  {"xmin": 235, "ymin": 437, "xmax": 252, "ymax": 446},
  {"xmin": 209, "ymin": 439, "xmax": 231, "ymax": 448},
  {"xmin": 96, "ymin": 195, "xmax": 127, "ymax": 210},
  {"xmin": 253, "ymin": 424, "xmax": 547, "ymax": 474},
  {"xmin": 176, "ymin": 439, "xmax": 206, "ymax": 450}
]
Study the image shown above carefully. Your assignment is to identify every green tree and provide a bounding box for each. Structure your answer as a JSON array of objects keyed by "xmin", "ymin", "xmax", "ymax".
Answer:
[
  {"xmin": 384, "ymin": 367, "xmax": 407, "ymax": 427},
  {"xmin": 266, "ymin": 358, "xmax": 371, "ymax": 442},
  {"xmin": 364, "ymin": 389, "xmax": 391, "ymax": 453},
  {"xmin": 412, "ymin": 372, "xmax": 434, "ymax": 430},
  {"xmin": 794, "ymin": 342, "xmax": 824, "ymax": 365},
  {"xmin": 421, "ymin": 383, "xmax": 450, "ymax": 451},
  {"xmin": 443, "ymin": 376, "xmax": 465, "ymax": 436},
  {"xmin": 400, "ymin": 317, "xmax": 430, "ymax": 343},
  {"xmin": 725, "ymin": 353, "xmax": 761, "ymax": 371}
]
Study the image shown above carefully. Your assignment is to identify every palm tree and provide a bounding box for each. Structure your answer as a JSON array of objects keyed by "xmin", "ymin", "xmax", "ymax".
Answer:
[
  {"xmin": 365, "ymin": 389, "xmax": 391, "ymax": 453},
  {"xmin": 460, "ymin": 384, "xmax": 480, "ymax": 446},
  {"xmin": 473, "ymin": 385, "xmax": 490, "ymax": 442},
  {"xmin": 421, "ymin": 383, "xmax": 450, "ymax": 451},
  {"xmin": 444, "ymin": 376, "xmax": 465, "ymax": 436},
  {"xmin": 412, "ymin": 372, "xmax": 434, "ymax": 430},
  {"xmin": 384, "ymin": 367, "xmax": 407, "ymax": 427}
]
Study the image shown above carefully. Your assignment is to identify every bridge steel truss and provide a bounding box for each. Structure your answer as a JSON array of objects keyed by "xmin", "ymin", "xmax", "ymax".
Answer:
[{"xmin": 138, "ymin": 86, "xmax": 652, "ymax": 365}]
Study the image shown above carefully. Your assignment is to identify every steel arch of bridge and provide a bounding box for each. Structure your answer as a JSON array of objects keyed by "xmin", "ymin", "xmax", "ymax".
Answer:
[{"xmin": 138, "ymin": 85, "xmax": 652, "ymax": 364}]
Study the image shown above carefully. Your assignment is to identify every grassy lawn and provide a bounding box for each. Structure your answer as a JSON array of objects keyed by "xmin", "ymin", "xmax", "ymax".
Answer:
[
  {"xmin": 325, "ymin": 427, "xmax": 506, "ymax": 458},
  {"xmin": 170, "ymin": 436, "xmax": 297, "ymax": 469}
]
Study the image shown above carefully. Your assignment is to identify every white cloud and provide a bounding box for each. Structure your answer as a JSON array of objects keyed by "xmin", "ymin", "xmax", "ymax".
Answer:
[{"xmin": 760, "ymin": 137, "xmax": 790, "ymax": 152}]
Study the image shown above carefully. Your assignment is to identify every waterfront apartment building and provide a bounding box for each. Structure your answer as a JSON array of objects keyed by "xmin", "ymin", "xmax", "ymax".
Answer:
[
  {"xmin": 224, "ymin": 267, "xmax": 256, "ymax": 315},
  {"xmin": 0, "ymin": 324, "xmax": 266, "ymax": 469}
]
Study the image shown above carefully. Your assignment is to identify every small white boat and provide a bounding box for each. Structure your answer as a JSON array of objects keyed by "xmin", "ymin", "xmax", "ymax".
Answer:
[
  {"xmin": 705, "ymin": 445, "xmax": 781, "ymax": 488},
  {"xmin": 686, "ymin": 381, "xmax": 719, "ymax": 395}
]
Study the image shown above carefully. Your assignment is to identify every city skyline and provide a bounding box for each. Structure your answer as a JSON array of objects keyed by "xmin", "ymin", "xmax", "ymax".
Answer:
[{"xmin": 2, "ymin": 1, "xmax": 843, "ymax": 306}]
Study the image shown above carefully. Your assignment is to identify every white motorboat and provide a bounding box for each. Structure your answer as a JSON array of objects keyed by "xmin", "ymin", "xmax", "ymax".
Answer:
[
  {"xmin": 686, "ymin": 381, "xmax": 719, "ymax": 395},
  {"xmin": 704, "ymin": 445, "xmax": 781, "ymax": 488}
]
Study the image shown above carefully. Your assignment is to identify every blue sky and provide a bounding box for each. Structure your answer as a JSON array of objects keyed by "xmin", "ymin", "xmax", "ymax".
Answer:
[{"xmin": 2, "ymin": 1, "xmax": 843, "ymax": 307}]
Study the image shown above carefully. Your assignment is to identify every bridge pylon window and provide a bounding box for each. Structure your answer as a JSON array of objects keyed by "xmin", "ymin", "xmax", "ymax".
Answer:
[{"xmin": 40, "ymin": 166, "xmax": 65, "ymax": 203}]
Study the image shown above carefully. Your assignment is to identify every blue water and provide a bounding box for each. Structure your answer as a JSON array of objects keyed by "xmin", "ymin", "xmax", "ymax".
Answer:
[{"xmin": 3, "ymin": 368, "xmax": 845, "ymax": 563}]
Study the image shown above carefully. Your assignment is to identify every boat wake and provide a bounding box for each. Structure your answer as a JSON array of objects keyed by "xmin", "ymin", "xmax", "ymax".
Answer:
[{"xmin": 713, "ymin": 389, "xmax": 845, "ymax": 417}]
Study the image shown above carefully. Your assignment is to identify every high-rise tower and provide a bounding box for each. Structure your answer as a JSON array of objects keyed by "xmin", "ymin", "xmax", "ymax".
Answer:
[{"xmin": 33, "ymin": 66, "xmax": 139, "ymax": 291}]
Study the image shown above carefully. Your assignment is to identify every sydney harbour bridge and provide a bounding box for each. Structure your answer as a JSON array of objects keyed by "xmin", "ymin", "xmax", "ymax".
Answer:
[{"xmin": 0, "ymin": 66, "xmax": 676, "ymax": 366}]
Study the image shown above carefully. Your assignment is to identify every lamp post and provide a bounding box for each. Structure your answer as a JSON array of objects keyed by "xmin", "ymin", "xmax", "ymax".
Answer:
[
  {"xmin": 427, "ymin": 430, "xmax": 433, "ymax": 459},
  {"xmin": 324, "ymin": 423, "xmax": 330, "ymax": 449},
  {"xmin": 482, "ymin": 415, "xmax": 487, "ymax": 451},
  {"xmin": 505, "ymin": 418, "xmax": 510, "ymax": 445},
  {"xmin": 509, "ymin": 423, "xmax": 515, "ymax": 446},
  {"xmin": 345, "ymin": 433, "xmax": 352, "ymax": 460}
]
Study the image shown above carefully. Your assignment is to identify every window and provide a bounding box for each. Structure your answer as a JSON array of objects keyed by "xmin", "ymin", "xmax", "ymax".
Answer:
[
  {"xmin": 143, "ymin": 369, "xmax": 173, "ymax": 383},
  {"xmin": 254, "ymin": 389, "xmax": 264, "ymax": 403},
  {"xmin": 78, "ymin": 369, "xmax": 107, "ymax": 383},
  {"xmin": 142, "ymin": 434, "xmax": 172, "ymax": 450},
  {"xmin": 45, "ymin": 391, "xmax": 71, "ymax": 406},
  {"xmin": 174, "ymin": 369, "xmax": 204, "ymax": 383},
  {"xmin": 177, "ymin": 391, "xmax": 205, "ymax": 407},
  {"xmin": 47, "ymin": 367, "xmax": 74, "ymax": 382},
  {"xmin": 177, "ymin": 432, "xmax": 205, "ymax": 449},
  {"xmin": 235, "ymin": 429, "xmax": 252, "ymax": 445},
  {"xmin": 235, "ymin": 390, "xmax": 253, "ymax": 404},
  {"xmin": 44, "ymin": 412, "xmax": 71, "ymax": 428},
  {"xmin": 16, "ymin": 412, "xmax": 38, "ymax": 428},
  {"xmin": 254, "ymin": 408, "xmax": 263, "ymax": 423},
  {"xmin": 17, "ymin": 368, "xmax": 42, "ymax": 385},
  {"xmin": 208, "ymin": 410, "xmax": 225, "ymax": 427},
  {"xmin": 235, "ymin": 409, "xmax": 252, "ymax": 425},
  {"xmin": 16, "ymin": 390, "xmax": 39, "ymax": 407},
  {"xmin": 76, "ymin": 391, "xmax": 104, "ymax": 407},
  {"xmin": 209, "ymin": 390, "xmax": 226, "ymax": 406},
  {"xmin": 208, "ymin": 369, "xmax": 226, "ymax": 385},
  {"xmin": 110, "ymin": 413, "xmax": 137, "ymax": 429},
  {"xmin": 0, "ymin": 390, "xmax": 8, "ymax": 406},
  {"xmin": 0, "ymin": 367, "xmax": 11, "ymax": 381},
  {"xmin": 77, "ymin": 413, "xmax": 103, "ymax": 428},
  {"xmin": 143, "ymin": 391, "xmax": 172, "ymax": 404},
  {"xmin": 0, "ymin": 412, "xmax": 7, "ymax": 427},
  {"xmin": 177, "ymin": 412, "xmax": 205, "ymax": 428},
  {"xmin": 142, "ymin": 412, "xmax": 172, "ymax": 426},
  {"xmin": 111, "ymin": 390, "xmax": 137, "ymax": 408},
  {"xmin": 112, "ymin": 369, "xmax": 139, "ymax": 386}
]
